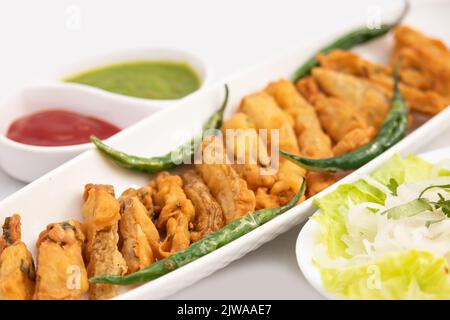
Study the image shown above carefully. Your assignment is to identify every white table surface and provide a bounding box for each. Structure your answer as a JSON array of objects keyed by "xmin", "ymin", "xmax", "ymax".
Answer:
[{"xmin": 0, "ymin": 0, "xmax": 448, "ymax": 299}]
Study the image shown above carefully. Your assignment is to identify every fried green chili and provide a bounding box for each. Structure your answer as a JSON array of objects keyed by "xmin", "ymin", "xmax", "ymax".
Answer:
[
  {"xmin": 281, "ymin": 65, "xmax": 408, "ymax": 172},
  {"xmin": 90, "ymin": 84, "xmax": 229, "ymax": 173},
  {"xmin": 90, "ymin": 179, "xmax": 306, "ymax": 285},
  {"xmin": 291, "ymin": 0, "xmax": 409, "ymax": 82}
]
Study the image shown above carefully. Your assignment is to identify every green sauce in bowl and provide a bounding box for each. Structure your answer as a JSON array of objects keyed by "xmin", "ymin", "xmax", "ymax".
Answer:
[{"xmin": 64, "ymin": 61, "xmax": 201, "ymax": 100}]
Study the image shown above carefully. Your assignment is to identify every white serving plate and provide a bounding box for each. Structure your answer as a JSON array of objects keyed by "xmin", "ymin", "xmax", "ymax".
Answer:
[
  {"xmin": 296, "ymin": 146, "xmax": 450, "ymax": 300},
  {"xmin": 0, "ymin": 0, "xmax": 448, "ymax": 300}
]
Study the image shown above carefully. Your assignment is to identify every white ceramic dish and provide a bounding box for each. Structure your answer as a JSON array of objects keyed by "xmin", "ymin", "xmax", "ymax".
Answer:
[
  {"xmin": 0, "ymin": 84, "xmax": 153, "ymax": 182},
  {"xmin": 296, "ymin": 146, "xmax": 450, "ymax": 300},
  {"xmin": 0, "ymin": 47, "xmax": 210, "ymax": 182},
  {"xmin": 54, "ymin": 47, "xmax": 211, "ymax": 112},
  {"xmin": 0, "ymin": 0, "xmax": 448, "ymax": 300}
]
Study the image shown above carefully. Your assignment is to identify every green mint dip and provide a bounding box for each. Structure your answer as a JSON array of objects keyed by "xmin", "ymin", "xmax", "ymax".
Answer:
[{"xmin": 64, "ymin": 61, "xmax": 201, "ymax": 100}]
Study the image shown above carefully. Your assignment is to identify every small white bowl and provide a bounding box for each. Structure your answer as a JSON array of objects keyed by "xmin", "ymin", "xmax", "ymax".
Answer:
[
  {"xmin": 0, "ymin": 83, "xmax": 153, "ymax": 182},
  {"xmin": 53, "ymin": 47, "xmax": 211, "ymax": 112},
  {"xmin": 0, "ymin": 47, "xmax": 210, "ymax": 182}
]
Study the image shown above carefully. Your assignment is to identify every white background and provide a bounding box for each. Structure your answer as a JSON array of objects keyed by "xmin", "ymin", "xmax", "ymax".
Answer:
[{"xmin": 0, "ymin": 0, "xmax": 448, "ymax": 299}]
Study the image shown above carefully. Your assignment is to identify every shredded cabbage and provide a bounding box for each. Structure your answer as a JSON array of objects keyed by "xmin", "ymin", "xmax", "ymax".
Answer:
[{"xmin": 312, "ymin": 154, "xmax": 450, "ymax": 299}]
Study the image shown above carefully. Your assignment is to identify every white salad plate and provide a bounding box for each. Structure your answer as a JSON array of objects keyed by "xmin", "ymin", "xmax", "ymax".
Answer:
[
  {"xmin": 296, "ymin": 146, "xmax": 450, "ymax": 300},
  {"xmin": 0, "ymin": 0, "xmax": 448, "ymax": 300}
]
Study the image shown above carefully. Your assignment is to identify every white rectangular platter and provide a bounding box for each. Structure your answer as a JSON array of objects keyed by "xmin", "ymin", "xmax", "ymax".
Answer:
[{"xmin": 0, "ymin": 0, "xmax": 449, "ymax": 299}]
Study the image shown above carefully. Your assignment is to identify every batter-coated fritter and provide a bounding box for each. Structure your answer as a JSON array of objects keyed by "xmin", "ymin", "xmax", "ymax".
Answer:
[
  {"xmin": 318, "ymin": 49, "xmax": 449, "ymax": 115},
  {"xmin": 154, "ymin": 172, "xmax": 195, "ymax": 256},
  {"xmin": 120, "ymin": 186, "xmax": 154, "ymax": 215},
  {"xmin": 118, "ymin": 193, "xmax": 159, "ymax": 274},
  {"xmin": 221, "ymin": 113, "xmax": 276, "ymax": 192},
  {"xmin": 393, "ymin": 25, "xmax": 450, "ymax": 98},
  {"xmin": 311, "ymin": 67, "xmax": 391, "ymax": 130},
  {"xmin": 82, "ymin": 184, "xmax": 127, "ymax": 300},
  {"xmin": 196, "ymin": 136, "xmax": 256, "ymax": 223},
  {"xmin": 182, "ymin": 170, "xmax": 225, "ymax": 242},
  {"xmin": 34, "ymin": 220, "xmax": 88, "ymax": 300},
  {"xmin": 313, "ymin": 93, "xmax": 376, "ymax": 155},
  {"xmin": 266, "ymin": 80, "xmax": 335, "ymax": 197},
  {"xmin": 0, "ymin": 215, "xmax": 35, "ymax": 300},
  {"xmin": 239, "ymin": 92, "xmax": 306, "ymax": 204},
  {"xmin": 266, "ymin": 79, "xmax": 333, "ymax": 158}
]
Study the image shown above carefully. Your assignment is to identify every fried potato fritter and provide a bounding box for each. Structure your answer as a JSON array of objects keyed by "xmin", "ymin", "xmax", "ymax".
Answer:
[
  {"xmin": 221, "ymin": 113, "xmax": 277, "ymax": 192},
  {"xmin": 34, "ymin": 220, "xmax": 88, "ymax": 300},
  {"xmin": 266, "ymin": 79, "xmax": 335, "ymax": 196},
  {"xmin": 240, "ymin": 91, "xmax": 306, "ymax": 204},
  {"xmin": 82, "ymin": 184, "xmax": 127, "ymax": 300},
  {"xmin": 196, "ymin": 136, "xmax": 256, "ymax": 222}
]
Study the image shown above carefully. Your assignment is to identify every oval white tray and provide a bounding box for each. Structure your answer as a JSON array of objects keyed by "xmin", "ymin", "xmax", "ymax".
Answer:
[{"xmin": 0, "ymin": 0, "xmax": 448, "ymax": 300}]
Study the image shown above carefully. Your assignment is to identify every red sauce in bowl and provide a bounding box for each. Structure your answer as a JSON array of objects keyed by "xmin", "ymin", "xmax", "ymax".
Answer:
[{"xmin": 6, "ymin": 109, "xmax": 120, "ymax": 147}]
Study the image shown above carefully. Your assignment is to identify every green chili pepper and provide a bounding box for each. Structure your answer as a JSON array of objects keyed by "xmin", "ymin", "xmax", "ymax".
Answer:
[
  {"xmin": 291, "ymin": 0, "xmax": 409, "ymax": 82},
  {"xmin": 90, "ymin": 179, "xmax": 306, "ymax": 285},
  {"xmin": 90, "ymin": 84, "xmax": 229, "ymax": 173},
  {"xmin": 281, "ymin": 64, "xmax": 408, "ymax": 172}
]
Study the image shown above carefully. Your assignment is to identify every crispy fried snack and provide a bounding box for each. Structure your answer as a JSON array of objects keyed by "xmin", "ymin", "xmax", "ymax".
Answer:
[
  {"xmin": 240, "ymin": 91, "xmax": 306, "ymax": 204},
  {"xmin": 318, "ymin": 49, "xmax": 449, "ymax": 115},
  {"xmin": 255, "ymin": 188, "xmax": 280, "ymax": 209},
  {"xmin": 266, "ymin": 79, "xmax": 333, "ymax": 158},
  {"xmin": 239, "ymin": 91, "xmax": 295, "ymax": 146},
  {"xmin": 313, "ymin": 94, "xmax": 376, "ymax": 155},
  {"xmin": 311, "ymin": 67, "xmax": 391, "ymax": 130},
  {"xmin": 296, "ymin": 75, "xmax": 321, "ymax": 103},
  {"xmin": 0, "ymin": 215, "xmax": 35, "ymax": 300},
  {"xmin": 118, "ymin": 191, "xmax": 160, "ymax": 273},
  {"xmin": 196, "ymin": 136, "xmax": 256, "ymax": 223},
  {"xmin": 370, "ymin": 75, "xmax": 449, "ymax": 115},
  {"xmin": 393, "ymin": 25, "xmax": 450, "ymax": 98},
  {"xmin": 221, "ymin": 113, "xmax": 277, "ymax": 192},
  {"xmin": 266, "ymin": 80, "xmax": 335, "ymax": 196},
  {"xmin": 120, "ymin": 186, "xmax": 154, "ymax": 215},
  {"xmin": 317, "ymin": 49, "xmax": 390, "ymax": 79},
  {"xmin": 154, "ymin": 172, "xmax": 195, "ymax": 256},
  {"xmin": 182, "ymin": 170, "xmax": 225, "ymax": 242},
  {"xmin": 34, "ymin": 220, "xmax": 88, "ymax": 300},
  {"xmin": 82, "ymin": 184, "xmax": 127, "ymax": 300}
]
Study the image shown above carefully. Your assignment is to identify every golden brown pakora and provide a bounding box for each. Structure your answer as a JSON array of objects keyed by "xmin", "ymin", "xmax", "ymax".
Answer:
[
  {"xmin": 221, "ymin": 113, "xmax": 277, "ymax": 192},
  {"xmin": 0, "ymin": 215, "xmax": 35, "ymax": 300},
  {"xmin": 182, "ymin": 170, "xmax": 225, "ymax": 242},
  {"xmin": 154, "ymin": 172, "xmax": 195, "ymax": 256},
  {"xmin": 239, "ymin": 91, "xmax": 306, "ymax": 204},
  {"xmin": 196, "ymin": 136, "xmax": 256, "ymax": 222},
  {"xmin": 34, "ymin": 220, "xmax": 88, "ymax": 300},
  {"xmin": 82, "ymin": 184, "xmax": 127, "ymax": 300}
]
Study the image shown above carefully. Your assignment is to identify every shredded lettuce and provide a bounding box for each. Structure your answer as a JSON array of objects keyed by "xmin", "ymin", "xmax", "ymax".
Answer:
[
  {"xmin": 313, "ymin": 180, "xmax": 385, "ymax": 259},
  {"xmin": 312, "ymin": 154, "xmax": 450, "ymax": 299},
  {"xmin": 319, "ymin": 250, "xmax": 450, "ymax": 300}
]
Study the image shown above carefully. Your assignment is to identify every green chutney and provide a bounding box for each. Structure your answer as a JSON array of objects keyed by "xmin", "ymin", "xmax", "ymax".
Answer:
[{"xmin": 64, "ymin": 61, "xmax": 201, "ymax": 100}]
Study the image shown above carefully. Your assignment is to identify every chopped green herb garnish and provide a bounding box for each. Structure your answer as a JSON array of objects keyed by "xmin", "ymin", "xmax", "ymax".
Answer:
[{"xmin": 387, "ymin": 178, "xmax": 400, "ymax": 196}]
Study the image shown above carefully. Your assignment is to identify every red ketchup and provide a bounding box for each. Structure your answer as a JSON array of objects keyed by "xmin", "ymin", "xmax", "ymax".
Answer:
[{"xmin": 6, "ymin": 109, "xmax": 120, "ymax": 147}]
